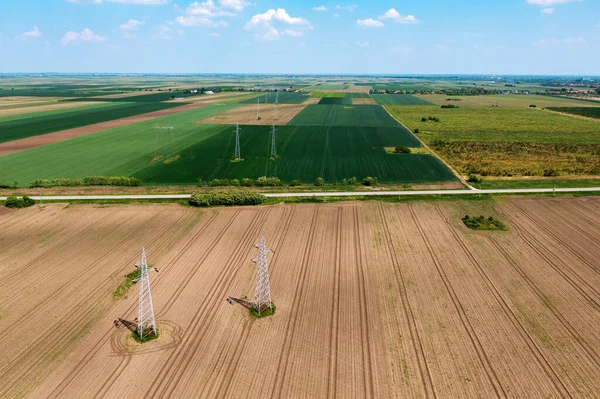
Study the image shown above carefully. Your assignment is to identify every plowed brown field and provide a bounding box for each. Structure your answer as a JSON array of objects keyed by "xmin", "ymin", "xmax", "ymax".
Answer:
[
  {"xmin": 1, "ymin": 197, "xmax": 599, "ymax": 398},
  {"xmin": 195, "ymin": 103, "xmax": 305, "ymax": 125}
]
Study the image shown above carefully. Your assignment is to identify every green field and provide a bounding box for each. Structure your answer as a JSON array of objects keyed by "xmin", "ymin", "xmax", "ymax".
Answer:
[
  {"xmin": 371, "ymin": 94, "xmax": 434, "ymax": 106},
  {"xmin": 0, "ymin": 101, "xmax": 187, "ymax": 143},
  {"xmin": 417, "ymin": 94, "xmax": 600, "ymax": 108},
  {"xmin": 0, "ymin": 103, "xmax": 455, "ymax": 186},
  {"xmin": 546, "ymin": 107, "xmax": 600, "ymax": 119},
  {"xmin": 308, "ymin": 92, "xmax": 346, "ymax": 98},
  {"xmin": 288, "ymin": 105, "xmax": 400, "ymax": 127},
  {"xmin": 239, "ymin": 91, "xmax": 309, "ymax": 104},
  {"xmin": 318, "ymin": 97, "xmax": 344, "ymax": 105},
  {"xmin": 0, "ymin": 102, "xmax": 120, "ymax": 123}
]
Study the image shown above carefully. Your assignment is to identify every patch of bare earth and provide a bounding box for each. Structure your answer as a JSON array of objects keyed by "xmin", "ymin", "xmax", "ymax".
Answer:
[
  {"xmin": 0, "ymin": 197, "xmax": 597, "ymax": 397},
  {"xmin": 195, "ymin": 103, "xmax": 305, "ymax": 125},
  {"xmin": 0, "ymin": 102, "xmax": 206, "ymax": 156},
  {"xmin": 0, "ymin": 101, "xmax": 108, "ymax": 117}
]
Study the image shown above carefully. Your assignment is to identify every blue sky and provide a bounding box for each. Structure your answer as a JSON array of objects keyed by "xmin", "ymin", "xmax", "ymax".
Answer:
[{"xmin": 0, "ymin": 0, "xmax": 598, "ymax": 74}]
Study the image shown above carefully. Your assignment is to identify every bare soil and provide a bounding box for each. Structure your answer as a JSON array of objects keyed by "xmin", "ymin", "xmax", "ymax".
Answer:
[
  {"xmin": 195, "ymin": 103, "xmax": 305, "ymax": 125},
  {"xmin": 0, "ymin": 103, "xmax": 207, "ymax": 156},
  {"xmin": 0, "ymin": 197, "xmax": 598, "ymax": 398}
]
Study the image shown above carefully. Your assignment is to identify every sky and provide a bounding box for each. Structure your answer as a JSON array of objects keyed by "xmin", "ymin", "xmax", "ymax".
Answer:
[{"xmin": 0, "ymin": 0, "xmax": 599, "ymax": 75}]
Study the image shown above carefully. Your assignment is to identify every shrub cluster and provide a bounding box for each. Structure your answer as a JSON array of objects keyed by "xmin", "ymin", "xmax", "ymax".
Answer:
[
  {"xmin": 462, "ymin": 215, "xmax": 508, "ymax": 231},
  {"xmin": 362, "ymin": 176, "xmax": 378, "ymax": 186},
  {"xmin": 30, "ymin": 176, "xmax": 141, "ymax": 188},
  {"xmin": 467, "ymin": 174, "xmax": 483, "ymax": 184},
  {"xmin": 342, "ymin": 177, "xmax": 357, "ymax": 185},
  {"xmin": 394, "ymin": 145, "xmax": 411, "ymax": 154},
  {"xmin": 189, "ymin": 190, "xmax": 265, "ymax": 207},
  {"xmin": 255, "ymin": 176, "xmax": 282, "ymax": 187},
  {"xmin": 314, "ymin": 177, "xmax": 324, "ymax": 186},
  {"xmin": 440, "ymin": 104, "xmax": 459, "ymax": 109},
  {"xmin": 421, "ymin": 116, "xmax": 440, "ymax": 122},
  {"xmin": 5, "ymin": 195, "xmax": 35, "ymax": 209}
]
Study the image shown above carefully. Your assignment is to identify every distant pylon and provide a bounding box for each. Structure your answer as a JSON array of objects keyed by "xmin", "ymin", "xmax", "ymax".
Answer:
[
  {"xmin": 270, "ymin": 125, "xmax": 277, "ymax": 158},
  {"xmin": 234, "ymin": 124, "xmax": 241, "ymax": 159},
  {"xmin": 256, "ymin": 98, "xmax": 261, "ymax": 120},
  {"xmin": 135, "ymin": 248, "xmax": 157, "ymax": 338},
  {"xmin": 252, "ymin": 232, "xmax": 273, "ymax": 314}
]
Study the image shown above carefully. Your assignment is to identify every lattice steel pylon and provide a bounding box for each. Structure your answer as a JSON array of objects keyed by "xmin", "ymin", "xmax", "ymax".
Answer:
[
  {"xmin": 252, "ymin": 231, "xmax": 273, "ymax": 314},
  {"xmin": 270, "ymin": 125, "xmax": 277, "ymax": 158},
  {"xmin": 234, "ymin": 124, "xmax": 241, "ymax": 159},
  {"xmin": 135, "ymin": 248, "xmax": 157, "ymax": 338},
  {"xmin": 274, "ymin": 88, "xmax": 279, "ymax": 120},
  {"xmin": 256, "ymin": 98, "xmax": 261, "ymax": 119}
]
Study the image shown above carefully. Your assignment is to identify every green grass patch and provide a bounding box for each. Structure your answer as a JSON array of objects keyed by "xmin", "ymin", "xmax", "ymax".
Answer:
[
  {"xmin": 478, "ymin": 178, "xmax": 600, "ymax": 189},
  {"xmin": 371, "ymin": 94, "xmax": 434, "ymax": 106},
  {"xmin": 462, "ymin": 215, "xmax": 508, "ymax": 231},
  {"xmin": 288, "ymin": 105, "xmax": 400, "ymax": 127},
  {"xmin": 309, "ymin": 91, "xmax": 346, "ymax": 98},
  {"xmin": 113, "ymin": 268, "xmax": 142, "ymax": 299},
  {"xmin": 250, "ymin": 304, "xmax": 276, "ymax": 318},
  {"xmin": 546, "ymin": 107, "xmax": 600, "ymax": 119},
  {"xmin": 318, "ymin": 97, "xmax": 344, "ymax": 105},
  {"xmin": 131, "ymin": 329, "xmax": 159, "ymax": 343}
]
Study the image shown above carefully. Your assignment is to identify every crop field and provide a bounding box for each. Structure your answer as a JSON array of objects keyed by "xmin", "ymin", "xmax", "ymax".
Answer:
[
  {"xmin": 308, "ymin": 91, "xmax": 346, "ymax": 98},
  {"xmin": 318, "ymin": 97, "xmax": 345, "ymax": 105},
  {"xmin": 546, "ymin": 107, "xmax": 600, "ymax": 119},
  {"xmin": 418, "ymin": 94, "xmax": 600, "ymax": 108},
  {"xmin": 0, "ymin": 100, "xmax": 112, "ymax": 117},
  {"xmin": 2, "ymin": 197, "xmax": 600, "ymax": 398},
  {"xmin": 195, "ymin": 103, "xmax": 305, "ymax": 125},
  {"xmin": 371, "ymin": 94, "xmax": 434, "ymax": 106},
  {"xmin": 288, "ymin": 104, "xmax": 400, "ymax": 127},
  {"xmin": 0, "ymin": 101, "xmax": 186, "ymax": 144},
  {"xmin": 239, "ymin": 92, "xmax": 309, "ymax": 105}
]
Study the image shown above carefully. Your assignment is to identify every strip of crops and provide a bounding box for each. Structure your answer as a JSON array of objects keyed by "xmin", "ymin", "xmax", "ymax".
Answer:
[
  {"xmin": 288, "ymin": 105, "xmax": 400, "ymax": 127},
  {"xmin": 318, "ymin": 97, "xmax": 344, "ymax": 105},
  {"xmin": 239, "ymin": 91, "xmax": 309, "ymax": 104},
  {"xmin": 371, "ymin": 94, "xmax": 434, "ymax": 106},
  {"xmin": 348, "ymin": 93, "xmax": 371, "ymax": 98},
  {"xmin": 0, "ymin": 101, "xmax": 187, "ymax": 144},
  {"xmin": 546, "ymin": 107, "xmax": 600, "ymax": 119}
]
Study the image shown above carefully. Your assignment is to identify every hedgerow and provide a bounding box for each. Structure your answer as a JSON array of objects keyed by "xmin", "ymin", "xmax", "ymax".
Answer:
[
  {"xmin": 30, "ymin": 176, "xmax": 141, "ymax": 188},
  {"xmin": 188, "ymin": 190, "xmax": 265, "ymax": 207}
]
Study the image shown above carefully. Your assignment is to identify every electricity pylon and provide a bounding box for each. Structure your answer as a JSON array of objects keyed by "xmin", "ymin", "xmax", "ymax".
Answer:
[
  {"xmin": 256, "ymin": 98, "xmax": 261, "ymax": 120},
  {"xmin": 252, "ymin": 232, "xmax": 273, "ymax": 314},
  {"xmin": 135, "ymin": 248, "xmax": 157, "ymax": 338},
  {"xmin": 234, "ymin": 124, "xmax": 241, "ymax": 160},
  {"xmin": 270, "ymin": 125, "xmax": 277, "ymax": 158}
]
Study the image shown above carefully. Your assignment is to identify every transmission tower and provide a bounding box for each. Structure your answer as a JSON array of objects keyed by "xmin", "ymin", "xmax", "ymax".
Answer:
[
  {"xmin": 252, "ymin": 231, "xmax": 273, "ymax": 314},
  {"xmin": 256, "ymin": 98, "xmax": 261, "ymax": 120},
  {"xmin": 135, "ymin": 248, "xmax": 157, "ymax": 338},
  {"xmin": 274, "ymin": 87, "xmax": 279, "ymax": 120},
  {"xmin": 234, "ymin": 124, "xmax": 241, "ymax": 160},
  {"xmin": 270, "ymin": 124, "xmax": 277, "ymax": 158},
  {"xmin": 153, "ymin": 124, "xmax": 175, "ymax": 156}
]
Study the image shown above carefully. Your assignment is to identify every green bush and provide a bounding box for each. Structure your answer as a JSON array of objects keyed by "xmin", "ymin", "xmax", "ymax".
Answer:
[
  {"xmin": 210, "ymin": 178, "xmax": 231, "ymax": 187},
  {"xmin": 255, "ymin": 176, "xmax": 282, "ymax": 187},
  {"xmin": 394, "ymin": 145, "xmax": 411, "ymax": 154},
  {"xmin": 362, "ymin": 176, "xmax": 378, "ymax": 186},
  {"xmin": 467, "ymin": 174, "xmax": 483, "ymax": 184},
  {"xmin": 189, "ymin": 190, "xmax": 265, "ymax": 207},
  {"xmin": 462, "ymin": 215, "xmax": 508, "ymax": 231},
  {"xmin": 4, "ymin": 195, "xmax": 35, "ymax": 209},
  {"xmin": 241, "ymin": 178, "xmax": 254, "ymax": 187},
  {"xmin": 30, "ymin": 176, "xmax": 140, "ymax": 188},
  {"xmin": 529, "ymin": 104, "xmax": 537, "ymax": 108},
  {"xmin": 290, "ymin": 179, "xmax": 302, "ymax": 186},
  {"xmin": 440, "ymin": 104, "xmax": 459, "ymax": 109},
  {"xmin": 315, "ymin": 177, "xmax": 325, "ymax": 186},
  {"xmin": 230, "ymin": 179, "xmax": 240, "ymax": 187},
  {"xmin": 342, "ymin": 177, "xmax": 357, "ymax": 185},
  {"xmin": 413, "ymin": 128, "xmax": 420, "ymax": 134}
]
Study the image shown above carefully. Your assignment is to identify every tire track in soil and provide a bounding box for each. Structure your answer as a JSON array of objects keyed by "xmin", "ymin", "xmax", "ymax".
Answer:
[
  {"xmin": 0, "ymin": 213, "xmax": 168, "ymax": 396},
  {"xmin": 326, "ymin": 207, "xmax": 343, "ymax": 399},
  {"xmin": 557, "ymin": 200, "xmax": 600, "ymax": 231},
  {"xmin": 270, "ymin": 206, "xmax": 320, "ymax": 399},
  {"xmin": 45, "ymin": 210, "xmax": 197, "ymax": 399},
  {"xmin": 1, "ymin": 209, "xmax": 185, "ymax": 398},
  {"xmin": 376, "ymin": 202, "xmax": 436, "ymax": 399},
  {"xmin": 216, "ymin": 206, "xmax": 298, "ymax": 398},
  {"xmin": 537, "ymin": 201, "xmax": 600, "ymax": 247},
  {"xmin": 146, "ymin": 209, "xmax": 269, "ymax": 398},
  {"xmin": 432, "ymin": 204, "xmax": 573, "ymax": 398},
  {"xmin": 408, "ymin": 204, "xmax": 506, "ymax": 399},
  {"xmin": 508, "ymin": 199, "xmax": 599, "ymax": 275},
  {"xmin": 353, "ymin": 205, "xmax": 375, "ymax": 398},
  {"xmin": 496, "ymin": 207, "xmax": 600, "ymax": 307},
  {"xmin": 486, "ymin": 236, "xmax": 600, "ymax": 366},
  {"xmin": 93, "ymin": 356, "xmax": 132, "ymax": 399}
]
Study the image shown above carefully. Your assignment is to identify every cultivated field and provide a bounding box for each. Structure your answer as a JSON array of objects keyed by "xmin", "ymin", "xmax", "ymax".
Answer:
[
  {"xmin": 415, "ymin": 94, "xmax": 600, "ymax": 108},
  {"xmin": 1, "ymin": 196, "xmax": 599, "ymax": 398},
  {"xmin": 371, "ymin": 94, "xmax": 434, "ymax": 106},
  {"xmin": 196, "ymin": 103, "xmax": 305, "ymax": 125}
]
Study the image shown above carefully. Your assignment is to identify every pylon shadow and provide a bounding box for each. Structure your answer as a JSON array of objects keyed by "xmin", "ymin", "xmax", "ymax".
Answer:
[
  {"xmin": 227, "ymin": 296, "xmax": 253, "ymax": 310},
  {"xmin": 117, "ymin": 318, "xmax": 137, "ymax": 333}
]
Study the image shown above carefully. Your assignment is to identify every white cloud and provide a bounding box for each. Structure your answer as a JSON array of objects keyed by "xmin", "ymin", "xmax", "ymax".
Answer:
[
  {"xmin": 245, "ymin": 8, "xmax": 312, "ymax": 40},
  {"xmin": 61, "ymin": 28, "xmax": 106, "ymax": 45},
  {"xmin": 313, "ymin": 5, "xmax": 327, "ymax": 12},
  {"xmin": 526, "ymin": 0, "xmax": 582, "ymax": 6},
  {"xmin": 356, "ymin": 40, "xmax": 369, "ymax": 47},
  {"xmin": 532, "ymin": 37, "xmax": 587, "ymax": 46},
  {"xmin": 209, "ymin": 32, "xmax": 221, "ymax": 37},
  {"xmin": 176, "ymin": 15, "xmax": 228, "ymax": 26},
  {"xmin": 186, "ymin": 0, "xmax": 234, "ymax": 17},
  {"xmin": 332, "ymin": 13, "xmax": 340, "ymax": 18},
  {"xmin": 335, "ymin": 4, "xmax": 357, "ymax": 12},
  {"xmin": 154, "ymin": 24, "xmax": 177, "ymax": 39},
  {"xmin": 120, "ymin": 19, "xmax": 145, "ymax": 30},
  {"xmin": 378, "ymin": 8, "xmax": 420, "ymax": 24},
  {"xmin": 357, "ymin": 18, "xmax": 383, "ymax": 28},
  {"xmin": 542, "ymin": 7, "xmax": 555, "ymax": 13},
  {"xmin": 67, "ymin": 0, "xmax": 169, "ymax": 3},
  {"xmin": 24, "ymin": 26, "xmax": 42, "ymax": 37},
  {"xmin": 218, "ymin": 0, "xmax": 250, "ymax": 11}
]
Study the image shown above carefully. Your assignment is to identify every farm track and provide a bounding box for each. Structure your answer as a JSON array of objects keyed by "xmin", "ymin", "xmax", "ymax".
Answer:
[
  {"xmin": 407, "ymin": 204, "xmax": 506, "ymax": 398},
  {"xmin": 4, "ymin": 197, "xmax": 599, "ymax": 398},
  {"xmin": 375, "ymin": 202, "xmax": 435, "ymax": 398}
]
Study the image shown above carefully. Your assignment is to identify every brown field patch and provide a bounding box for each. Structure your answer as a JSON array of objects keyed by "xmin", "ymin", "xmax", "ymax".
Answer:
[
  {"xmin": 0, "ymin": 103, "xmax": 205, "ymax": 156},
  {"xmin": 196, "ymin": 103, "xmax": 305, "ymax": 125},
  {"xmin": 302, "ymin": 97, "xmax": 321, "ymax": 104},
  {"xmin": 0, "ymin": 101, "xmax": 107, "ymax": 117},
  {"xmin": 1, "ymin": 197, "xmax": 598, "ymax": 397},
  {"xmin": 352, "ymin": 97, "xmax": 377, "ymax": 105}
]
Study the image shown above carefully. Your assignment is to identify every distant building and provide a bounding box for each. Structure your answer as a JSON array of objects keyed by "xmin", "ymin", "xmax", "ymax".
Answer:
[{"xmin": 205, "ymin": 90, "xmax": 214, "ymax": 95}]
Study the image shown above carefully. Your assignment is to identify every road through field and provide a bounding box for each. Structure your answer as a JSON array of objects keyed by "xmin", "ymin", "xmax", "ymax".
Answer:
[{"xmin": 2, "ymin": 197, "xmax": 599, "ymax": 398}]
